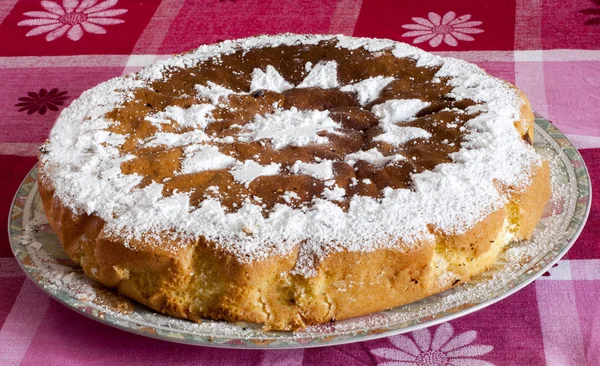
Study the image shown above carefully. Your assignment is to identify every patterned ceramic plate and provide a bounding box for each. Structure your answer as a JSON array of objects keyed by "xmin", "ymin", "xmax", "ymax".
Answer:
[{"xmin": 8, "ymin": 114, "xmax": 591, "ymax": 349}]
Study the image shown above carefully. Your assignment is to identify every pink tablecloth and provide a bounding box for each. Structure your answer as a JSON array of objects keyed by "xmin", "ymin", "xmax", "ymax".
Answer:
[{"xmin": 1, "ymin": 0, "xmax": 599, "ymax": 364}]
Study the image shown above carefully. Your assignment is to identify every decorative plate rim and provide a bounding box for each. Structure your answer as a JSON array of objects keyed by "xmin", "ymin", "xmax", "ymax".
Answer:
[{"xmin": 7, "ymin": 114, "xmax": 592, "ymax": 349}]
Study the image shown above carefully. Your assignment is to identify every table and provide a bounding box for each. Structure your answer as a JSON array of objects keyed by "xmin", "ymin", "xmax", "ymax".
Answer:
[{"xmin": 1, "ymin": 0, "xmax": 598, "ymax": 364}]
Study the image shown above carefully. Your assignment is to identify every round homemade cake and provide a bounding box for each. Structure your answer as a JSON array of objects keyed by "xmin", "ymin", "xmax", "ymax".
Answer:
[{"xmin": 38, "ymin": 34, "xmax": 551, "ymax": 331}]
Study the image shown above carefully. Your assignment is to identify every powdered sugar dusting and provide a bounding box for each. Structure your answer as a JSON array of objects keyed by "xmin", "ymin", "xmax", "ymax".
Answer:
[
  {"xmin": 230, "ymin": 160, "xmax": 281, "ymax": 187},
  {"xmin": 238, "ymin": 108, "xmax": 342, "ymax": 149},
  {"xmin": 180, "ymin": 145, "xmax": 236, "ymax": 174},
  {"xmin": 345, "ymin": 148, "xmax": 404, "ymax": 167},
  {"xmin": 195, "ymin": 82, "xmax": 238, "ymax": 104},
  {"xmin": 290, "ymin": 160, "xmax": 335, "ymax": 180},
  {"xmin": 323, "ymin": 185, "xmax": 346, "ymax": 201},
  {"xmin": 40, "ymin": 34, "xmax": 543, "ymax": 278},
  {"xmin": 371, "ymin": 99, "xmax": 430, "ymax": 124},
  {"xmin": 250, "ymin": 65, "xmax": 294, "ymax": 93},
  {"xmin": 374, "ymin": 126, "xmax": 432, "ymax": 146},
  {"xmin": 297, "ymin": 61, "xmax": 339, "ymax": 89},
  {"xmin": 340, "ymin": 76, "xmax": 395, "ymax": 106},
  {"xmin": 145, "ymin": 130, "xmax": 209, "ymax": 148},
  {"xmin": 282, "ymin": 190, "xmax": 301, "ymax": 204},
  {"xmin": 145, "ymin": 104, "xmax": 215, "ymax": 130}
]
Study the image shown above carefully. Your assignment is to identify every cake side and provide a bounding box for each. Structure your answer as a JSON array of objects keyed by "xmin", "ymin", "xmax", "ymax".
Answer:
[{"xmin": 38, "ymin": 154, "xmax": 550, "ymax": 330}]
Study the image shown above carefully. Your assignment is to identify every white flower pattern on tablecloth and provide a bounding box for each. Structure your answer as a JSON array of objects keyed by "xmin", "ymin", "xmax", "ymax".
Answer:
[
  {"xmin": 17, "ymin": 0, "xmax": 127, "ymax": 41},
  {"xmin": 371, "ymin": 323, "xmax": 494, "ymax": 366},
  {"xmin": 401, "ymin": 11, "xmax": 483, "ymax": 47}
]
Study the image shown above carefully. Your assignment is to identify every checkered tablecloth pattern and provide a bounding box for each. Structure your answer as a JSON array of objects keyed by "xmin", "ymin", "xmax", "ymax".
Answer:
[{"xmin": 1, "ymin": 0, "xmax": 599, "ymax": 364}]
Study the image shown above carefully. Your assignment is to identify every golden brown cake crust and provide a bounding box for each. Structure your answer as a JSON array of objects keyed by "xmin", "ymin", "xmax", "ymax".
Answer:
[{"xmin": 38, "ymin": 35, "xmax": 551, "ymax": 330}]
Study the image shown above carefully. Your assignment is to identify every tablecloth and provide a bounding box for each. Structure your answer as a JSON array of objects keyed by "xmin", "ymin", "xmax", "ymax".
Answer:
[{"xmin": 0, "ymin": 0, "xmax": 599, "ymax": 365}]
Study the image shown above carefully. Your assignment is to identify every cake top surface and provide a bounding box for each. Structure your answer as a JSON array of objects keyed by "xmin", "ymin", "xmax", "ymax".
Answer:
[{"xmin": 40, "ymin": 34, "xmax": 541, "ymax": 275}]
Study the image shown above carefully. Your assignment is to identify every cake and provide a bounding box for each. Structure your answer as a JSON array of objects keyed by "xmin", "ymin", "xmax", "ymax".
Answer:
[{"xmin": 38, "ymin": 34, "xmax": 551, "ymax": 331}]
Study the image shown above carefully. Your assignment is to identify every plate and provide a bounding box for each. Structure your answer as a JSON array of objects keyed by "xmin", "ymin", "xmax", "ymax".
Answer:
[{"xmin": 8, "ymin": 114, "xmax": 591, "ymax": 349}]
